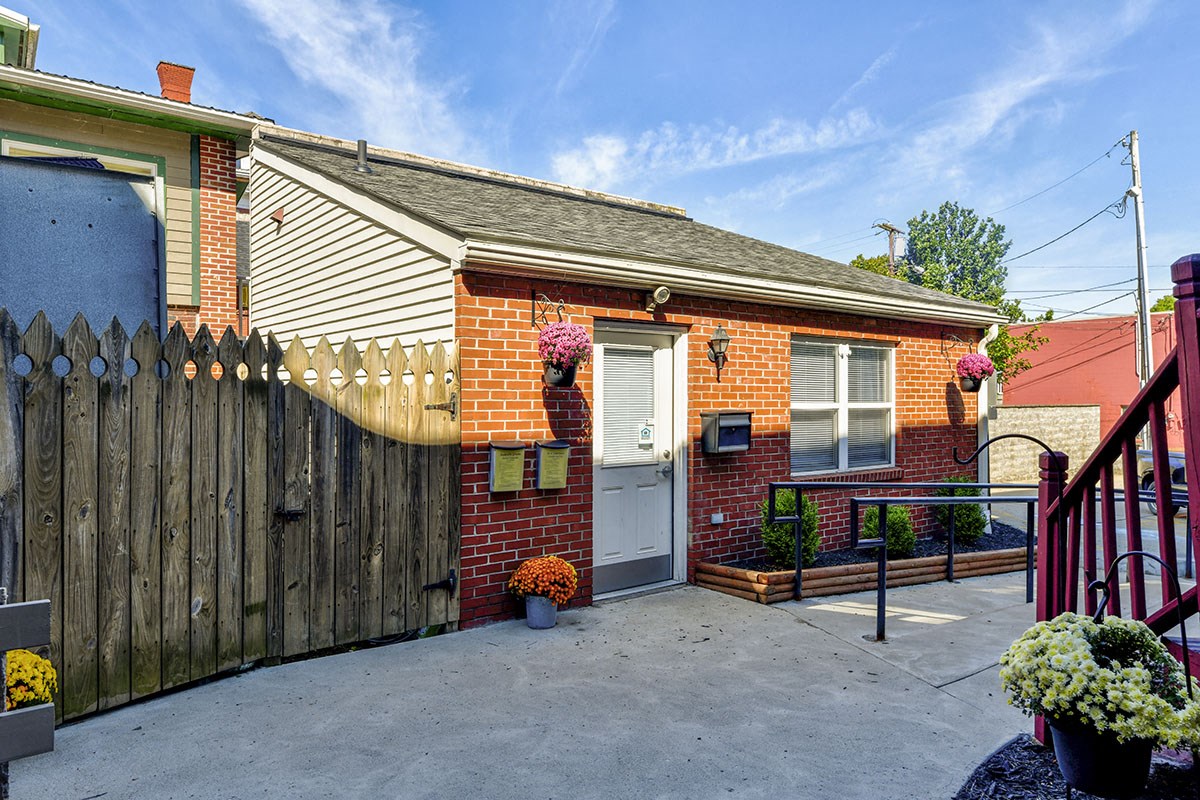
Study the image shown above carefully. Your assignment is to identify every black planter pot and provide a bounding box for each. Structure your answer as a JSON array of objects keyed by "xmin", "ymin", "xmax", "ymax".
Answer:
[
  {"xmin": 1048, "ymin": 719, "xmax": 1152, "ymax": 799},
  {"xmin": 959, "ymin": 375, "xmax": 982, "ymax": 393},
  {"xmin": 543, "ymin": 364, "xmax": 577, "ymax": 388}
]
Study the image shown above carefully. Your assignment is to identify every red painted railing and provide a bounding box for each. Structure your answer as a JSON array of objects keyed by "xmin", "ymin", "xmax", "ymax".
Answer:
[
  {"xmin": 1033, "ymin": 253, "xmax": 1200, "ymax": 744},
  {"xmin": 1037, "ymin": 253, "xmax": 1200, "ymax": 653}
]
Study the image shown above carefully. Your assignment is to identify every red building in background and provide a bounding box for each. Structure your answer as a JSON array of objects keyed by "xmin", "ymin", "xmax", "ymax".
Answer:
[{"xmin": 1003, "ymin": 312, "xmax": 1183, "ymax": 450}]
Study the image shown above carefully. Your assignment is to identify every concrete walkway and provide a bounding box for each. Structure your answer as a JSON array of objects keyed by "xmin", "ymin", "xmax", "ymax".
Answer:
[{"xmin": 13, "ymin": 575, "xmax": 1038, "ymax": 800}]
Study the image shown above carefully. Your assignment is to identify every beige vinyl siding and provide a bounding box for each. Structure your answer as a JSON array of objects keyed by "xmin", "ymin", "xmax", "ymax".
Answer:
[
  {"xmin": 0, "ymin": 98, "xmax": 195, "ymax": 304},
  {"xmin": 249, "ymin": 162, "xmax": 454, "ymax": 348}
]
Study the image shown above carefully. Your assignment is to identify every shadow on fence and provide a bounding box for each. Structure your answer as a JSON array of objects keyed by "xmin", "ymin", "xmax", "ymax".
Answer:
[{"xmin": 0, "ymin": 310, "xmax": 461, "ymax": 722}]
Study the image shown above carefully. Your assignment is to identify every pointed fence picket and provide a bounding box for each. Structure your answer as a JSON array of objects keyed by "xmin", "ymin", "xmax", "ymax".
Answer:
[{"xmin": 0, "ymin": 311, "xmax": 461, "ymax": 721}]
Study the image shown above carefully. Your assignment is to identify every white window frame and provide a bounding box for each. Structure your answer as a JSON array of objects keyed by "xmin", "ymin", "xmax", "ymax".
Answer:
[
  {"xmin": 790, "ymin": 339, "xmax": 896, "ymax": 475},
  {"xmin": 1, "ymin": 138, "xmax": 158, "ymax": 176}
]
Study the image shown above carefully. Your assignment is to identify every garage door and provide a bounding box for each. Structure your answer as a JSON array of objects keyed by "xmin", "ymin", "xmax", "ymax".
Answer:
[{"xmin": 0, "ymin": 155, "xmax": 162, "ymax": 335}]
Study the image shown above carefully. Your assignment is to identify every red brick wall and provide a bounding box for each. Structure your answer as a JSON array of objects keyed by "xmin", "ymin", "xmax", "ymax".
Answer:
[
  {"xmin": 195, "ymin": 135, "xmax": 239, "ymax": 333},
  {"xmin": 456, "ymin": 269, "xmax": 982, "ymax": 625}
]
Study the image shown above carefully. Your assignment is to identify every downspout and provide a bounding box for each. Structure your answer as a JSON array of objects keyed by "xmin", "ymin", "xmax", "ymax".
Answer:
[{"xmin": 978, "ymin": 324, "xmax": 1000, "ymax": 516}]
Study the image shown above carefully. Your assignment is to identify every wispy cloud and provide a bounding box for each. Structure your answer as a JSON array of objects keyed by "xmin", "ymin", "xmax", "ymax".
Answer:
[
  {"xmin": 831, "ymin": 45, "xmax": 898, "ymax": 111},
  {"xmin": 554, "ymin": 0, "xmax": 617, "ymax": 96},
  {"xmin": 550, "ymin": 110, "xmax": 879, "ymax": 189},
  {"xmin": 890, "ymin": 2, "xmax": 1151, "ymax": 189},
  {"xmin": 237, "ymin": 0, "xmax": 476, "ymax": 161}
]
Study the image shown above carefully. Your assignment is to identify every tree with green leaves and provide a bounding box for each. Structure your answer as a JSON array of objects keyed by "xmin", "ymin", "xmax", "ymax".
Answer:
[
  {"xmin": 1151, "ymin": 294, "xmax": 1176, "ymax": 312},
  {"xmin": 903, "ymin": 201, "xmax": 1045, "ymax": 383},
  {"xmin": 849, "ymin": 253, "xmax": 892, "ymax": 277},
  {"xmin": 904, "ymin": 202, "xmax": 1010, "ymax": 305}
]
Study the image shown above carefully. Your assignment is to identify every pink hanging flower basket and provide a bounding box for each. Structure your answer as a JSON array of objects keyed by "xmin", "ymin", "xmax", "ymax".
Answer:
[{"xmin": 956, "ymin": 353, "xmax": 995, "ymax": 393}]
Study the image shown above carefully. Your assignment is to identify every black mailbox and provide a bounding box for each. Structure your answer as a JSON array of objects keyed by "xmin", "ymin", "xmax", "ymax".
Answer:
[{"xmin": 700, "ymin": 411, "xmax": 752, "ymax": 454}]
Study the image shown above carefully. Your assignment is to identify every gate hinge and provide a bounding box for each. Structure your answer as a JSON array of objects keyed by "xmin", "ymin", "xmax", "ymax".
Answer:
[
  {"xmin": 424, "ymin": 391, "xmax": 457, "ymax": 421},
  {"xmin": 422, "ymin": 569, "xmax": 457, "ymax": 595}
]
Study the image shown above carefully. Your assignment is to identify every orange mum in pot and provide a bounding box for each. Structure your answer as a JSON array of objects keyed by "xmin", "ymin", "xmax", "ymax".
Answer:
[{"xmin": 508, "ymin": 555, "xmax": 578, "ymax": 606}]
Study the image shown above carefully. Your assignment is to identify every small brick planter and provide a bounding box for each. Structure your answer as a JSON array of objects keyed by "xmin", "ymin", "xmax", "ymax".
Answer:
[{"xmin": 695, "ymin": 546, "xmax": 1030, "ymax": 604}]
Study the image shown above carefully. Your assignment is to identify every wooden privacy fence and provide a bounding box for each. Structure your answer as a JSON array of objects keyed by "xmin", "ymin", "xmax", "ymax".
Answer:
[{"xmin": 0, "ymin": 310, "xmax": 461, "ymax": 721}]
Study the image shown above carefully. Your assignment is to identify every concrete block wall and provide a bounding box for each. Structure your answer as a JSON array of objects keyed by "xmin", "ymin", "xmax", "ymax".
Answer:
[
  {"xmin": 990, "ymin": 404, "xmax": 1101, "ymax": 484},
  {"xmin": 454, "ymin": 269, "xmax": 983, "ymax": 625}
]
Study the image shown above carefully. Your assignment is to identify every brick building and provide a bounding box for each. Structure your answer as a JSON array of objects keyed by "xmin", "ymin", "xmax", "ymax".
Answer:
[
  {"xmin": 249, "ymin": 129, "xmax": 1003, "ymax": 626},
  {"xmin": 0, "ymin": 17, "xmax": 260, "ymax": 336},
  {"xmin": 1002, "ymin": 312, "xmax": 1182, "ymax": 450}
]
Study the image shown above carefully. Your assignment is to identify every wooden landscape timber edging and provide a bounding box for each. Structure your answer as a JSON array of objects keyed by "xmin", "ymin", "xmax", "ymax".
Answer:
[
  {"xmin": 695, "ymin": 547, "xmax": 1030, "ymax": 604},
  {"xmin": 0, "ymin": 311, "xmax": 462, "ymax": 722}
]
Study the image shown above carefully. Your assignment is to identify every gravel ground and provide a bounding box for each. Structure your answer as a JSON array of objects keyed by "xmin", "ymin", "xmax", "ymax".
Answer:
[
  {"xmin": 729, "ymin": 520, "xmax": 1029, "ymax": 572},
  {"xmin": 954, "ymin": 735, "xmax": 1197, "ymax": 799}
]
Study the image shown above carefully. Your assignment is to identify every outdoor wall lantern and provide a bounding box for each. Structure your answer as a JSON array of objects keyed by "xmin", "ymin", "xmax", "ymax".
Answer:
[{"xmin": 707, "ymin": 324, "xmax": 731, "ymax": 381}]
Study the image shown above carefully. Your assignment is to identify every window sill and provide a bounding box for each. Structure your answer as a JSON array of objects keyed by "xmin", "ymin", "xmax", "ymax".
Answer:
[{"xmin": 790, "ymin": 467, "xmax": 903, "ymax": 483}]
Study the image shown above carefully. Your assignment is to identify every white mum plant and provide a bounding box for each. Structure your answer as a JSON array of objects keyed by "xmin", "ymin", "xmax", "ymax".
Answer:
[{"xmin": 999, "ymin": 612, "xmax": 1200, "ymax": 747}]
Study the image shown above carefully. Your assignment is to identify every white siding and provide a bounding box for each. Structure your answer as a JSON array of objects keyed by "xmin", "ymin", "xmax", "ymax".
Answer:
[{"xmin": 248, "ymin": 162, "xmax": 455, "ymax": 348}]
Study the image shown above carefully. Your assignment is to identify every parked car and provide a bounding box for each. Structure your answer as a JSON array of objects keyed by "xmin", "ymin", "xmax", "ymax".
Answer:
[{"xmin": 1136, "ymin": 449, "xmax": 1186, "ymax": 516}]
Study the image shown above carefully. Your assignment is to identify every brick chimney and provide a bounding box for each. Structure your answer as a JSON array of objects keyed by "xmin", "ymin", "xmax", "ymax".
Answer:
[{"xmin": 156, "ymin": 61, "xmax": 195, "ymax": 104}]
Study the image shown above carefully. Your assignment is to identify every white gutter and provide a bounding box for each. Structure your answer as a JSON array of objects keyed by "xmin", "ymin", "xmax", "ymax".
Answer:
[
  {"xmin": 462, "ymin": 239, "xmax": 1006, "ymax": 327},
  {"xmin": 0, "ymin": 64, "xmax": 260, "ymax": 132}
]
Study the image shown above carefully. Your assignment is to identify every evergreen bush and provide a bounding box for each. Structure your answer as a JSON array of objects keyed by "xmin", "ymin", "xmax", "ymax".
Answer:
[
  {"xmin": 862, "ymin": 505, "xmax": 915, "ymax": 559},
  {"xmin": 759, "ymin": 490, "xmax": 820, "ymax": 569},
  {"xmin": 934, "ymin": 476, "xmax": 987, "ymax": 546}
]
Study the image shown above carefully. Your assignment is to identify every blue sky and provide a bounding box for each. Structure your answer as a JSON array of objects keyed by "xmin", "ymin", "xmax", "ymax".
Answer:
[{"xmin": 27, "ymin": 0, "xmax": 1200, "ymax": 317}]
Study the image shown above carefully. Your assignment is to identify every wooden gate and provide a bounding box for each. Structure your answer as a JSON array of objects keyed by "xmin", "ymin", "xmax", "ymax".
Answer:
[{"xmin": 0, "ymin": 311, "xmax": 461, "ymax": 721}]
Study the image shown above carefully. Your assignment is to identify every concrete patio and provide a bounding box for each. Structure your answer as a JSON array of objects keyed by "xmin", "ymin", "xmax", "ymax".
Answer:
[{"xmin": 14, "ymin": 573, "xmax": 1038, "ymax": 800}]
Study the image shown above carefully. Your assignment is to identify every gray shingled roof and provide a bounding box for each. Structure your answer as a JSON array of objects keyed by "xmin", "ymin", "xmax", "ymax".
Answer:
[{"xmin": 257, "ymin": 135, "xmax": 997, "ymax": 318}]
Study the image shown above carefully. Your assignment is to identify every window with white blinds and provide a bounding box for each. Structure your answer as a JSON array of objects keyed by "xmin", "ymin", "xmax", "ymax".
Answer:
[
  {"xmin": 790, "ymin": 339, "xmax": 893, "ymax": 473},
  {"xmin": 602, "ymin": 345, "xmax": 657, "ymax": 467}
]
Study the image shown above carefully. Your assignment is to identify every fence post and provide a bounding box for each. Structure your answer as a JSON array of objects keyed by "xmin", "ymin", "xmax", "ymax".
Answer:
[
  {"xmin": 1171, "ymin": 254, "xmax": 1200, "ymax": 577},
  {"xmin": 1035, "ymin": 450, "xmax": 1068, "ymax": 746},
  {"xmin": 1036, "ymin": 451, "xmax": 1069, "ymax": 623}
]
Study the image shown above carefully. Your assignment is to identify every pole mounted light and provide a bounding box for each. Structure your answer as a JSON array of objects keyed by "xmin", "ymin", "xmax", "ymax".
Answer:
[{"xmin": 707, "ymin": 324, "xmax": 731, "ymax": 381}]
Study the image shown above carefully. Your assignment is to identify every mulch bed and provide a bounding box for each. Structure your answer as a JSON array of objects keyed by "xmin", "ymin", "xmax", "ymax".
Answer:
[
  {"xmin": 727, "ymin": 520, "xmax": 1029, "ymax": 572},
  {"xmin": 954, "ymin": 735, "xmax": 1197, "ymax": 799}
]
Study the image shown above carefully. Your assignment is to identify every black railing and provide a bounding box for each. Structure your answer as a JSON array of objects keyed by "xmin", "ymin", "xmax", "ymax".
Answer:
[{"xmin": 767, "ymin": 480, "xmax": 1192, "ymax": 642}]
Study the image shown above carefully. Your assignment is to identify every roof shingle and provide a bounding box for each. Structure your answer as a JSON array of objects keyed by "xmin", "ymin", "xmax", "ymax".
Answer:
[{"xmin": 256, "ymin": 135, "xmax": 997, "ymax": 319}]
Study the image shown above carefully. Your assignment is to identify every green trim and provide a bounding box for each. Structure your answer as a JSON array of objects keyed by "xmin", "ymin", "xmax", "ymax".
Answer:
[
  {"xmin": 0, "ymin": 128, "xmax": 166, "ymax": 176},
  {"xmin": 190, "ymin": 134, "xmax": 201, "ymax": 306},
  {"xmin": 0, "ymin": 85, "xmax": 243, "ymax": 140}
]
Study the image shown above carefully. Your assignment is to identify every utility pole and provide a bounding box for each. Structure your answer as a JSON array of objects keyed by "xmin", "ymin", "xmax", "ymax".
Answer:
[
  {"xmin": 1126, "ymin": 130, "xmax": 1153, "ymax": 388},
  {"xmin": 874, "ymin": 222, "xmax": 903, "ymax": 276}
]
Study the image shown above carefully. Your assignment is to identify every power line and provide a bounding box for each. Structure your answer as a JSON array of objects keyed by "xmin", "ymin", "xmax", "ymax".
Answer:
[
  {"xmin": 987, "ymin": 138, "xmax": 1125, "ymax": 216},
  {"xmin": 811, "ymin": 231, "xmax": 883, "ymax": 256},
  {"xmin": 1002, "ymin": 196, "xmax": 1128, "ymax": 265},
  {"xmin": 1007, "ymin": 277, "xmax": 1136, "ymax": 301},
  {"xmin": 798, "ymin": 227, "xmax": 877, "ymax": 250},
  {"xmin": 1022, "ymin": 291, "xmax": 1135, "ymax": 320},
  {"xmin": 1005, "ymin": 264, "xmax": 1170, "ymax": 270}
]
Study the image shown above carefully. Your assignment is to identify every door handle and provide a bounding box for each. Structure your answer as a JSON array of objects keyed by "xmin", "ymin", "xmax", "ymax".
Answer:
[{"xmin": 656, "ymin": 463, "xmax": 674, "ymax": 477}]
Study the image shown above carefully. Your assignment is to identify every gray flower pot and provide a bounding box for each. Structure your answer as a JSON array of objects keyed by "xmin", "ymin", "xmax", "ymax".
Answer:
[{"xmin": 525, "ymin": 595, "xmax": 557, "ymax": 629}]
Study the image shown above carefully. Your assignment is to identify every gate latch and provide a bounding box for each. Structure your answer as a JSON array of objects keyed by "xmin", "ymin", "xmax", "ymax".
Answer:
[
  {"xmin": 423, "ymin": 569, "xmax": 457, "ymax": 595},
  {"xmin": 424, "ymin": 391, "xmax": 457, "ymax": 421}
]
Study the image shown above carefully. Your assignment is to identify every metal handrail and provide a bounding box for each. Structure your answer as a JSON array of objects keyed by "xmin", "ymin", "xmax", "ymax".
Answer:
[
  {"xmin": 766, "ymin": 477, "xmax": 1194, "ymax": 643},
  {"xmin": 1090, "ymin": 550, "xmax": 1193, "ymax": 702}
]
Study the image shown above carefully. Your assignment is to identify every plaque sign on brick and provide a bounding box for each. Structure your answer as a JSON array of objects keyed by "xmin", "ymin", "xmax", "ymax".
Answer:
[
  {"xmin": 535, "ymin": 439, "xmax": 570, "ymax": 490},
  {"xmin": 489, "ymin": 441, "xmax": 526, "ymax": 493}
]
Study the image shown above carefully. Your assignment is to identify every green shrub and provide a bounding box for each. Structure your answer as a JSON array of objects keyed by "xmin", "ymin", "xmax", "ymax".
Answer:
[
  {"xmin": 862, "ymin": 505, "xmax": 915, "ymax": 559},
  {"xmin": 759, "ymin": 490, "xmax": 820, "ymax": 569},
  {"xmin": 933, "ymin": 476, "xmax": 987, "ymax": 546}
]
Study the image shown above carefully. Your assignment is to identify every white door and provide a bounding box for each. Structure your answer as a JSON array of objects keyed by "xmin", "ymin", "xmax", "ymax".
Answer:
[{"xmin": 593, "ymin": 329, "xmax": 674, "ymax": 594}]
